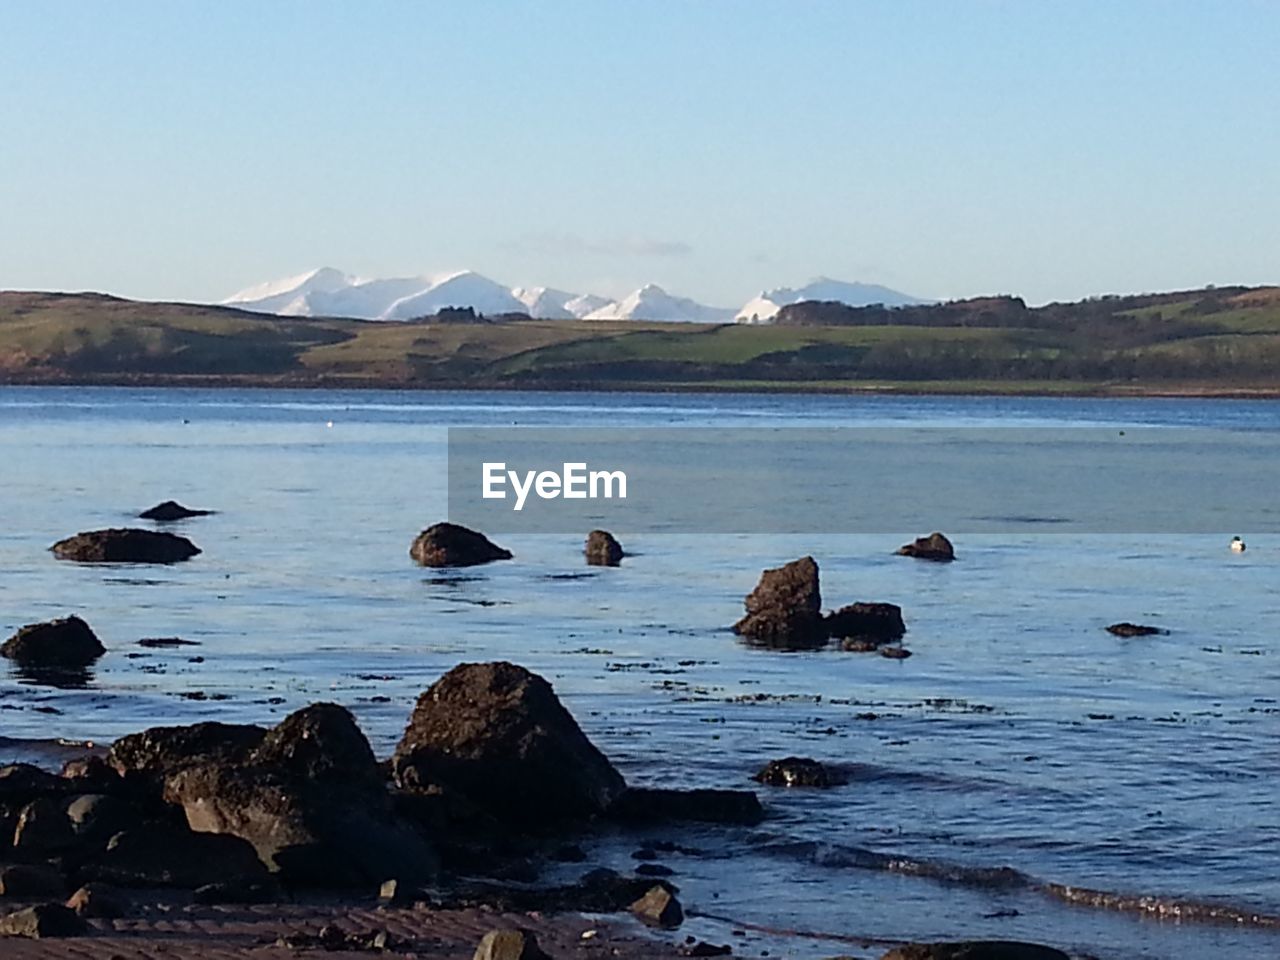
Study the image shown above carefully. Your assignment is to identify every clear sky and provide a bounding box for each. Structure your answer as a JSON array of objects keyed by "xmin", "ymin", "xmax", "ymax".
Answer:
[{"xmin": 2, "ymin": 1, "xmax": 1277, "ymax": 307}]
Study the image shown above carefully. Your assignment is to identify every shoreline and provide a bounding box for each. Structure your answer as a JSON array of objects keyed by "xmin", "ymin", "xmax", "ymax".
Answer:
[{"xmin": 5, "ymin": 373, "xmax": 1280, "ymax": 400}]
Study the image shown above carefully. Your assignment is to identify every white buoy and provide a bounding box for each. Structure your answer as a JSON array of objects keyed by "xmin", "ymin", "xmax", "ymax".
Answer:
[{"xmin": 1230, "ymin": 536, "xmax": 1246, "ymax": 553}]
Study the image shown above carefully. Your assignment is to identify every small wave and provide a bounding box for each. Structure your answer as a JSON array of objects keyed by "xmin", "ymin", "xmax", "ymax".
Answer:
[{"xmin": 760, "ymin": 839, "xmax": 1280, "ymax": 929}]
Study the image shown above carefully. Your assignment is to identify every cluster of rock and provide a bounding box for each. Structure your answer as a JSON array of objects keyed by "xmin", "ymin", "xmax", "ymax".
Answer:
[
  {"xmin": 732, "ymin": 556, "xmax": 907, "ymax": 654},
  {"xmin": 409, "ymin": 523, "xmax": 627, "ymax": 569}
]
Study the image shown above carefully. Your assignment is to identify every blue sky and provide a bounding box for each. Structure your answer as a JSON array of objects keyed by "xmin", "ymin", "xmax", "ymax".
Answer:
[{"xmin": 2, "ymin": 1, "xmax": 1276, "ymax": 306}]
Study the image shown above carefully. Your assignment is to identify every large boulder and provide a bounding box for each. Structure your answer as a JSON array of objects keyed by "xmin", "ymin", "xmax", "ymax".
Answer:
[
  {"xmin": 164, "ymin": 704, "xmax": 436, "ymax": 887},
  {"xmin": 732, "ymin": 557, "xmax": 825, "ymax": 648},
  {"xmin": 410, "ymin": 523, "xmax": 512, "ymax": 567},
  {"xmin": 107, "ymin": 722, "xmax": 266, "ymax": 781},
  {"xmin": 1, "ymin": 616, "xmax": 104, "ymax": 669},
  {"xmin": 825, "ymin": 602, "xmax": 906, "ymax": 644},
  {"xmin": 392, "ymin": 662, "xmax": 626, "ymax": 824},
  {"xmin": 584, "ymin": 530, "xmax": 624, "ymax": 567},
  {"xmin": 896, "ymin": 532, "xmax": 955, "ymax": 562},
  {"xmin": 50, "ymin": 528, "xmax": 200, "ymax": 564},
  {"xmin": 879, "ymin": 943, "xmax": 1069, "ymax": 960},
  {"xmin": 139, "ymin": 500, "xmax": 213, "ymax": 522}
]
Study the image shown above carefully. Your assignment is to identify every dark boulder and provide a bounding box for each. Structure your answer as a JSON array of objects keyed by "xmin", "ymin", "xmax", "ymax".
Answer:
[
  {"xmin": 0, "ymin": 764, "xmax": 71, "ymax": 803},
  {"xmin": 879, "ymin": 942, "xmax": 1069, "ymax": 960},
  {"xmin": 896, "ymin": 532, "xmax": 955, "ymax": 562},
  {"xmin": 107, "ymin": 721, "xmax": 266, "ymax": 781},
  {"xmin": 825, "ymin": 602, "xmax": 906, "ymax": 644},
  {"xmin": 164, "ymin": 704, "xmax": 437, "ymax": 887},
  {"xmin": 754, "ymin": 757, "xmax": 846, "ymax": 788},
  {"xmin": 0, "ymin": 903, "xmax": 87, "ymax": 938},
  {"xmin": 51, "ymin": 528, "xmax": 200, "ymax": 564},
  {"xmin": 410, "ymin": 523, "xmax": 512, "ymax": 567},
  {"xmin": 733, "ymin": 557, "xmax": 825, "ymax": 649},
  {"xmin": 87, "ymin": 823, "xmax": 268, "ymax": 888},
  {"xmin": 607, "ymin": 787, "xmax": 764, "ymax": 826},
  {"xmin": 392, "ymin": 661, "xmax": 625, "ymax": 824},
  {"xmin": 585, "ymin": 530, "xmax": 624, "ymax": 566},
  {"xmin": 0, "ymin": 864, "xmax": 64, "ymax": 897},
  {"xmin": 473, "ymin": 929, "xmax": 552, "ymax": 960},
  {"xmin": 1106, "ymin": 622, "xmax": 1166, "ymax": 637},
  {"xmin": 139, "ymin": 501, "xmax": 214, "ymax": 522},
  {"xmin": 1, "ymin": 616, "xmax": 104, "ymax": 669}
]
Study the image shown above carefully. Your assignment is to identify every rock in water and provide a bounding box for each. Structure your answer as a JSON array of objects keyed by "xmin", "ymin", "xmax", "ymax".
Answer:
[
  {"xmin": 410, "ymin": 522, "xmax": 513, "ymax": 567},
  {"xmin": 733, "ymin": 556, "xmax": 825, "ymax": 648},
  {"xmin": 896, "ymin": 532, "xmax": 955, "ymax": 562},
  {"xmin": 630, "ymin": 885, "xmax": 684, "ymax": 928},
  {"xmin": 825, "ymin": 602, "xmax": 906, "ymax": 644},
  {"xmin": 607, "ymin": 787, "xmax": 764, "ymax": 825},
  {"xmin": 753, "ymin": 757, "xmax": 846, "ymax": 788},
  {"xmin": 1, "ymin": 616, "xmax": 104, "ymax": 668},
  {"xmin": 392, "ymin": 661, "xmax": 626, "ymax": 824},
  {"xmin": 879, "ymin": 942, "xmax": 1070, "ymax": 960},
  {"xmin": 139, "ymin": 500, "xmax": 213, "ymax": 522},
  {"xmin": 50, "ymin": 528, "xmax": 200, "ymax": 563},
  {"xmin": 584, "ymin": 530, "xmax": 624, "ymax": 566},
  {"xmin": 0, "ymin": 903, "xmax": 88, "ymax": 939},
  {"xmin": 474, "ymin": 929, "xmax": 552, "ymax": 960},
  {"xmin": 1105, "ymin": 622, "xmax": 1166, "ymax": 637}
]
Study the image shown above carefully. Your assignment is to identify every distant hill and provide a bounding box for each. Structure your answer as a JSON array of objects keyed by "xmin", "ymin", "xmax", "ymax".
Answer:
[
  {"xmin": 735, "ymin": 277, "xmax": 928, "ymax": 322},
  {"xmin": 3, "ymin": 285, "xmax": 1280, "ymax": 395}
]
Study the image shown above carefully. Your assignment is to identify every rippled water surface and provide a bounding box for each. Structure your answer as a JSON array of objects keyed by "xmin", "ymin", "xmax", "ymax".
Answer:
[{"xmin": 1, "ymin": 386, "xmax": 1277, "ymax": 959}]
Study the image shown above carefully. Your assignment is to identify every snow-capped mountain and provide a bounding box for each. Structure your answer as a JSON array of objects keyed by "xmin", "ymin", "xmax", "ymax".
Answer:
[
  {"xmin": 735, "ymin": 277, "xmax": 928, "ymax": 323},
  {"xmin": 510, "ymin": 287, "xmax": 610, "ymax": 320},
  {"xmin": 584, "ymin": 284, "xmax": 735, "ymax": 322},
  {"xmin": 223, "ymin": 267, "xmax": 355, "ymax": 315},
  {"xmin": 380, "ymin": 271, "xmax": 527, "ymax": 321}
]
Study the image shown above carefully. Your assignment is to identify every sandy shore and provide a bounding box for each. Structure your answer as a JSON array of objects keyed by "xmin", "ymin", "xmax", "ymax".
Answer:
[{"xmin": 0, "ymin": 898, "xmax": 681, "ymax": 960}]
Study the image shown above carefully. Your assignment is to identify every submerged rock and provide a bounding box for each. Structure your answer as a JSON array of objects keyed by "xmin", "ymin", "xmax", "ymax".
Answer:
[
  {"xmin": 584, "ymin": 530, "xmax": 624, "ymax": 566},
  {"xmin": 879, "ymin": 942, "xmax": 1069, "ymax": 960},
  {"xmin": 733, "ymin": 556, "xmax": 825, "ymax": 648},
  {"xmin": 139, "ymin": 500, "xmax": 213, "ymax": 522},
  {"xmin": 896, "ymin": 532, "xmax": 955, "ymax": 562},
  {"xmin": 1106, "ymin": 622, "xmax": 1166, "ymax": 637},
  {"xmin": 753, "ymin": 757, "xmax": 846, "ymax": 788},
  {"xmin": 393, "ymin": 661, "xmax": 626, "ymax": 824},
  {"xmin": 51, "ymin": 528, "xmax": 200, "ymax": 564},
  {"xmin": 825, "ymin": 602, "xmax": 906, "ymax": 644},
  {"xmin": 410, "ymin": 522, "xmax": 512, "ymax": 567},
  {"xmin": 1, "ymin": 616, "xmax": 104, "ymax": 669}
]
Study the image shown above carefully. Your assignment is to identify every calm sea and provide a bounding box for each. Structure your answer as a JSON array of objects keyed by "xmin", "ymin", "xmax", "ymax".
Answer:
[{"xmin": 1, "ymin": 386, "xmax": 1277, "ymax": 959}]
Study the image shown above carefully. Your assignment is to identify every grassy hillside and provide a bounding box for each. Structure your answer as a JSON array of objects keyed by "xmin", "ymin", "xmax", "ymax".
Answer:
[{"xmin": 2, "ymin": 287, "xmax": 1280, "ymax": 395}]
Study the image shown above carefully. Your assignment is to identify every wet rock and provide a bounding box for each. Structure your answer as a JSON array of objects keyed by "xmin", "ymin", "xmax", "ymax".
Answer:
[
  {"xmin": 0, "ymin": 863, "xmax": 64, "ymax": 897},
  {"xmin": 137, "ymin": 637, "xmax": 200, "ymax": 648},
  {"xmin": 65, "ymin": 882, "xmax": 126, "ymax": 918},
  {"xmin": 410, "ymin": 523, "xmax": 512, "ymax": 567},
  {"xmin": 1, "ymin": 616, "xmax": 105, "ymax": 669},
  {"xmin": 473, "ymin": 928, "xmax": 552, "ymax": 960},
  {"xmin": 607, "ymin": 787, "xmax": 764, "ymax": 826},
  {"xmin": 107, "ymin": 721, "xmax": 266, "ymax": 780},
  {"xmin": 0, "ymin": 903, "xmax": 87, "ymax": 938},
  {"xmin": 393, "ymin": 661, "xmax": 626, "ymax": 824},
  {"xmin": 754, "ymin": 757, "xmax": 846, "ymax": 788},
  {"xmin": 733, "ymin": 556, "xmax": 825, "ymax": 648},
  {"xmin": 88, "ymin": 823, "xmax": 268, "ymax": 888},
  {"xmin": 896, "ymin": 532, "xmax": 955, "ymax": 562},
  {"xmin": 51, "ymin": 528, "xmax": 200, "ymax": 563},
  {"xmin": 13, "ymin": 793, "xmax": 134, "ymax": 853},
  {"xmin": 139, "ymin": 500, "xmax": 213, "ymax": 522},
  {"xmin": 825, "ymin": 602, "xmax": 906, "ymax": 644},
  {"xmin": 585, "ymin": 530, "xmax": 624, "ymax": 566},
  {"xmin": 636, "ymin": 863, "xmax": 674, "ymax": 877},
  {"xmin": 1106, "ymin": 622, "xmax": 1166, "ymax": 637},
  {"xmin": 630, "ymin": 884, "xmax": 684, "ymax": 928},
  {"xmin": 841, "ymin": 638, "xmax": 881, "ymax": 652},
  {"xmin": 880, "ymin": 646, "xmax": 913, "ymax": 659},
  {"xmin": 683, "ymin": 943, "xmax": 732, "ymax": 957},
  {"xmin": 166, "ymin": 705, "xmax": 437, "ymax": 887},
  {"xmin": 879, "ymin": 942, "xmax": 1070, "ymax": 960}
]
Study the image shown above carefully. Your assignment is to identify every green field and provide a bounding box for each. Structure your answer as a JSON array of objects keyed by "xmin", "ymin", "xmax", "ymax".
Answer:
[{"xmin": 2, "ymin": 286, "xmax": 1280, "ymax": 396}]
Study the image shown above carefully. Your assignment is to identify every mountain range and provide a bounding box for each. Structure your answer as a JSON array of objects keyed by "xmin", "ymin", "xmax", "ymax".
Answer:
[{"xmin": 221, "ymin": 268, "xmax": 927, "ymax": 323}]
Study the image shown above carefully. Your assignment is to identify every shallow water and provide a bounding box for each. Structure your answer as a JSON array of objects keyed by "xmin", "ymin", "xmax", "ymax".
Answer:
[{"xmin": 1, "ymin": 386, "xmax": 1278, "ymax": 959}]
